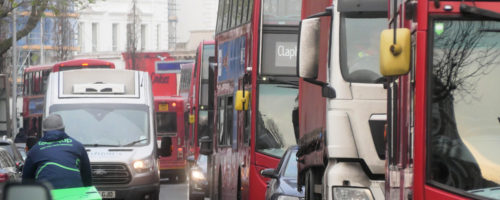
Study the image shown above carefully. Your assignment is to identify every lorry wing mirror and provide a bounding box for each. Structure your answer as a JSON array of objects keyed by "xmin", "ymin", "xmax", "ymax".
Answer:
[
  {"xmin": 379, "ymin": 28, "xmax": 411, "ymax": 76},
  {"xmin": 260, "ymin": 168, "xmax": 278, "ymax": 179},
  {"xmin": 159, "ymin": 137, "xmax": 172, "ymax": 157},
  {"xmin": 297, "ymin": 18, "xmax": 321, "ymax": 79},
  {"xmin": 235, "ymin": 90, "xmax": 250, "ymax": 111},
  {"xmin": 199, "ymin": 136, "xmax": 213, "ymax": 155}
]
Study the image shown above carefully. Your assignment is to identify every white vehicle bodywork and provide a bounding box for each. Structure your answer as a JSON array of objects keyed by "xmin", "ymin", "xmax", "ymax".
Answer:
[{"xmin": 44, "ymin": 69, "xmax": 159, "ymax": 199}]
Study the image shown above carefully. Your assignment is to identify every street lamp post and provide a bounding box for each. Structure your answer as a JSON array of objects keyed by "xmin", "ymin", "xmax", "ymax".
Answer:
[{"xmin": 12, "ymin": 8, "xmax": 18, "ymax": 138}]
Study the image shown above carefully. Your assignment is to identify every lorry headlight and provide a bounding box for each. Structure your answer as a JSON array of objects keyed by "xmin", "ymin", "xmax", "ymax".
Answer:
[
  {"xmin": 133, "ymin": 158, "xmax": 153, "ymax": 173},
  {"xmin": 332, "ymin": 187, "xmax": 374, "ymax": 200},
  {"xmin": 191, "ymin": 169, "xmax": 205, "ymax": 180},
  {"xmin": 276, "ymin": 195, "xmax": 301, "ymax": 200}
]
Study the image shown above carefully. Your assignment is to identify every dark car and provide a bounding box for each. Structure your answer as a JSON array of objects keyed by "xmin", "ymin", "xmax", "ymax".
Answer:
[
  {"xmin": 262, "ymin": 146, "xmax": 304, "ymax": 200},
  {"xmin": 0, "ymin": 137, "xmax": 24, "ymax": 166},
  {"xmin": 187, "ymin": 154, "xmax": 208, "ymax": 200}
]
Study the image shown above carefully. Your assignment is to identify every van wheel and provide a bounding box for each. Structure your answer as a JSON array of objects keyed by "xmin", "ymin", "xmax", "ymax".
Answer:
[{"xmin": 305, "ymin": 169, "xmax": 321, "ymax": 200}]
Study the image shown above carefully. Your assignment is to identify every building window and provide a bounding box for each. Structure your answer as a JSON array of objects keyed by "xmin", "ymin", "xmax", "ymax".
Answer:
[
  {"xmin": 92, "ymin": 22, "xmax": 98, "ymax": 52},
  {"xmin": 112, "ymin": 23, "xmax": 118, "ymax": 51},
  {"xmin": 127, "ymin": 23, "xmax": 132, "ymax": 50},
  {"xmin": 141, "ymin": 24, "xmax": 146, "ymax": 51},
  {"xmin": 78, "ymin": 22, "xmax": 84, "ymax": 52},
  {"xmin": 156, "ymin": 24, "xmax": 160, "ymax": 50}
]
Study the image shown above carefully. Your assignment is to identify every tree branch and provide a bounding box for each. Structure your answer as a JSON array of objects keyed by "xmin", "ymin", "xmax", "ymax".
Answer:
[{"xmin": 0, "ymin": 0, "xmax": 48, "ymax": 56}]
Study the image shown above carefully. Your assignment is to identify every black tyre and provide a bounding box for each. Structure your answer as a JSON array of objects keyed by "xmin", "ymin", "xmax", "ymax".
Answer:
[
  {"xmin": 150, "ymin": 190, "xmax": 160, "ymax": 200},
  {"xmin": 237, "ymin": 170, "xmax": 242, "ymax": 200},
  {"xmin": 305, "ymin": 169, "xmax": 321, "ymax": 200},
  {"xmin": 217, "ymin": 170, "xmax": 223, "ymax": 200}
]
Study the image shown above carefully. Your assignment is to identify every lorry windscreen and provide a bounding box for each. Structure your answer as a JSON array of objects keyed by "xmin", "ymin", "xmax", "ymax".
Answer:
[
  {"xmin": 340, "ymin": 13, "xmax": 386, "ymax": 83},
  {"xmin": 49, "ymin": 104, "xmax": 150, "ymax": 147}
]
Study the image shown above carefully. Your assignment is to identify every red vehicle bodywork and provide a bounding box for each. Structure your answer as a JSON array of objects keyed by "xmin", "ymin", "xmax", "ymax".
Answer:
[
  {"xmin": 155, "ymin": 97, "xmax": 187, "ymax": 177},
  {"xmin": 122, "ymin": 52, "xmax": 175, "ymax": 74},
  {"xmin": 187, "ymin": 41, "xmax": 215, "ymax": 160},
  {"xmin": 210, "ymin": 0, "xmax": 300, "ymax": 199},
  {"xmin": 297, "ymin": 0, "xmax": 332, "ymax": 187},
  {"xmin": 52, "ymin": 58, "xmax": 115, "ymax": 72},
  {"xmin": 386, "ymin": 1, "xmax": 500, "ymax": 199}
]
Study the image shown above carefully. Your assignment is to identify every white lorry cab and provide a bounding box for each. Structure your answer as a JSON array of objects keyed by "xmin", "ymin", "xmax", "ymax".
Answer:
[{"xmin": 44, "ymin": 69, "xmax": 165, "ymax": 200}]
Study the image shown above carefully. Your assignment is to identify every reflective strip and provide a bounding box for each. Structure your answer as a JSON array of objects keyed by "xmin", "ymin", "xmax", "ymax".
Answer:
[{"xmin": 35, "ymin": 162, "xmax": 79, "ymax": 179}]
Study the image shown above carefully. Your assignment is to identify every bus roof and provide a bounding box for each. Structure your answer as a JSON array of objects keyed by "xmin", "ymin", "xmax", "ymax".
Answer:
[
  {"xmin": 24, "ymin": 64, "xmax": 53, "ymax": 73},
  {"xmin": 200, "ymin": 40, "xmax": 215, "ymax": 46},
  {"xmin": 53, "ymin": 59, "xmax": 115, "ymax": 71}
]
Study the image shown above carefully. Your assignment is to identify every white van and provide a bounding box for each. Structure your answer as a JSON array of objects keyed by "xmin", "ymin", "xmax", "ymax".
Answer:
[{"xmin": 44, "ymin": 69, "xmax": 162, "ymax": 200}]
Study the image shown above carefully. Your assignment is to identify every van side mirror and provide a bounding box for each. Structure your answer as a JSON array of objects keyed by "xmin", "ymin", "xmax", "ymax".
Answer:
[
  {"xmin": 260, "ymin": 168, "xmax": 278, "ymax": 179},
  {"xmin": 199, "ymin": 136, "xmax": 212, "ymax": 155},
  {"xmin": 3, "ymin": 182, "xmax": 52, "ymax": 200},
  {"xmin": 379, "ymin": 28, "xmax": 411, "ymax": 76},
  {"xmin": 159, "ymin": 137, "xmax": 172, "ymax": 157},
  {"xmin": 297, "ymin": 18, "xmax": 320, "ymax": 79}
]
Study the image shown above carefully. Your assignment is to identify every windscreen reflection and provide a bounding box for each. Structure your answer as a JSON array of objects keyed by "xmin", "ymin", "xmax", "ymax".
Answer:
[{"xmin": 257, "ymin": 84, "xmax": 298, "ymax": 158}]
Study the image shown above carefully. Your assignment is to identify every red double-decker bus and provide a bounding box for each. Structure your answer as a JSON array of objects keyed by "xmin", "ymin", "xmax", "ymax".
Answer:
[
  {"xmin": 186, "ymin": 41, "xmax": 215, "ymax": 160},
  {"xmin": 22, "ymin": 59, "xmax": 115, "ymax": 139},
  {"xmin": 155, "ymin": 96, "xmax": 187, "ymax": 182},
  {"xmin": 379, "ymin": 0, "xmax": 500, "ymax": 199},
  {"xmin": 198, "ymin": 0, "xmax": 302, "ymax": 199}
]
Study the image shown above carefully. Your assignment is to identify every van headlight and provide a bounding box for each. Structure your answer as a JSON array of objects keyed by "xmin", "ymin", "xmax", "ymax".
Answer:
[
  {"xmin": 133, "ymin": 158, "xmax": 154, "ymax": 173},
  {"xmin": 191, "ymin": 169, "xmax": 205, "ymax": 180},
  {"xmin": 332, "ymin": 187, "xmax": 374, "ymax": 200}
]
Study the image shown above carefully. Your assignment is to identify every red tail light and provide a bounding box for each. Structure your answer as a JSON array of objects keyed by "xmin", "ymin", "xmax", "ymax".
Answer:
[
  {"xmin": 177, "ymin": 148, "xmax": 183, "ymax": 159},
  {"xmin": 0, "ymin": 173, "xmax": 9, "ymax": 182}
]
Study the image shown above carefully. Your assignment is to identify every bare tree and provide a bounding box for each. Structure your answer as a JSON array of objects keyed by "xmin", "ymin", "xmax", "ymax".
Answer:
[
  {"xmin": 0, "ymin": 0, "xmax": 94, "ymax": 70},
  {"xmin": 432, "ymin": 21, "xmax": 500, "ymax": 102},
  {"xmin": 126, "ymin": 0, "xmax": 141, "ymax": 70},
  {"xmin": 52, "ymin": 0, "xmax": 77, "ymax": 62}
]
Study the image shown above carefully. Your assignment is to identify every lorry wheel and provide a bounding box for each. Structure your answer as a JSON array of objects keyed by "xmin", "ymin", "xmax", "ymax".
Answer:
[
  {"xmin": 305, "ymin": 169, "xmax": 321, "ymax": 200},
  {"xmin": 150, "ymin": 190, "xmax": 160, "ymax": 200}
]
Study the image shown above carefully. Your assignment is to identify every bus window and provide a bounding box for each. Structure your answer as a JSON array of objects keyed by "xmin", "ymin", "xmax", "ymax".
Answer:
[
  {"xmin": 217, "ymin": 97, "xmax": 225, "ymax": 145},
  {"xmin": 262, "ymin": 0, "xmax": 301, "ymax": 25},
  {"xmin": 222, "ymin": 0, "xmax": 231, "ymax": 30},
  {"xmin": 200, "ymin": 45, "xmax": 215, "ymax": 107},
  {"xmin": 256, "ymin": 84, "xmax": 298, "ymax": 158},
  {"xmin": 157, "ymin": 112, "xmax": 177, "ymax": 135},
  {"xmin": 42, "ymin": 70, "xmax": 50, "ymax": 93},
  {"xmin": 58, "ymin": 66, "xmax": 83, "ymax": 71},
  {"xmin": 216, "ymin": 0, "xmax": 224, "ymax": 32}
]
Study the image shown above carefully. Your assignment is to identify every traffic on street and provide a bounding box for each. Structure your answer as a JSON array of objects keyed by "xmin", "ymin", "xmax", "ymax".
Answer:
[{"xmin": 0, "ymin": 0, "xmax": 499, "ymax": 200}]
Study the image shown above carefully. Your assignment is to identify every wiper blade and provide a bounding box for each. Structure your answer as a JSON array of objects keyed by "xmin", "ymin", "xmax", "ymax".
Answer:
[
  {"xmin": 480, "ymin": 29, "xmax": 500, "ymax": 33},
  {"xmin": 268, "ymin": 77, "xmax": 298, "ymax": 86},
  {"xmin": 460, "ymin": 4, "xmax": 500, "ymax": 21},
  {"xmin": 123, "ymin": 139, "xmax": 148, "ymax": 147},
  {"xmin": 84, "ymin": 144, "xmax": 120, "ymax": 147}
]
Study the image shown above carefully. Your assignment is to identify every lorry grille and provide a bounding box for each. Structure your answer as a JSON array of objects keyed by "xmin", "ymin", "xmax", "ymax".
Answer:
[
  {"xmin": 91, "ymin": 164, "xmax": 131, "ymax": 185},
  {"xmin": 369, "ymin": 116, "xmax": 386, "ymax": 160}
]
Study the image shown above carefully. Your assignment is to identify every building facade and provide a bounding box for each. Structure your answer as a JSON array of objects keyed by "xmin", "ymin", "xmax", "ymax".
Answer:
[{"xmin": 76, "ymin": 0, "xmax": 169, "ymax": 69}]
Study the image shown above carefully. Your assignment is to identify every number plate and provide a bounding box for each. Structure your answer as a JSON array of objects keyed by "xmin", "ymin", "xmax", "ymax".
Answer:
[
  {"xmin": 159, "ymin": 103, "xmax": 169, "ymax": 111},
  {"xmin": 98, "ymin": 191, "xmax": 116, "ymax": 198}
]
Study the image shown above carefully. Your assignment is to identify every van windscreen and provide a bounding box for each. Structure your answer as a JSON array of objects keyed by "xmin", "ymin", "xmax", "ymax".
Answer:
[{"xmin": 49, "ymin": 104, "xmax": 150, "ymax": 147}]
